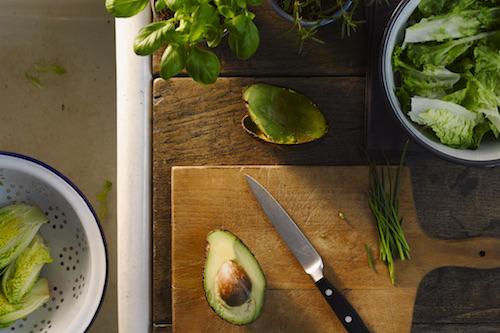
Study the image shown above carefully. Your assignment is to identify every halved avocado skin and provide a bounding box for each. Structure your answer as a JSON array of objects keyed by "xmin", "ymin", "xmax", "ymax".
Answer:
[
  {"xmin": 203, "ymin": 229, "xmax": 266, "ymax": 325},
  {"xmin": 242, "ymin": 83, "xmax": 328, "ymax": 144}
]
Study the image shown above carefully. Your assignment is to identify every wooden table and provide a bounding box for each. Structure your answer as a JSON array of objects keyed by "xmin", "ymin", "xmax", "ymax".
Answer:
[{"xmin": 151, "ymin": 1, "xmax": 500, "ymax": 331}]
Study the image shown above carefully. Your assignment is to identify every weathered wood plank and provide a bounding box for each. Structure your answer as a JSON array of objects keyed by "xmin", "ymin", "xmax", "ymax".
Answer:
[
  {"xmin": 153, "ymin": 75, "xmax": 500, "ymax": 329},
  {"xmin": 413, "ymin": 267, "xmax": 500, "ymax": 324},
  {"xmin": 152, "ymin": 76, "xmax": 366, "ymax": 322},
  {"xmin": 412, "ymin": 324, "xmax": 500, "ymax": 333},
  {"xmin": 152, "ymin": 4, "xmax": 367, "ymax": 76},
  {"xmin": 407, "ymin": 155, "xmax": 500, "ymax": 239}
]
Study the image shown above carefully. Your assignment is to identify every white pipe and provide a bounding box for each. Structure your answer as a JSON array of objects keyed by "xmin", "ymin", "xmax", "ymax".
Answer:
[{"xmin": 116, "ymin": 7, "xmax": 152, "ymax": 333}]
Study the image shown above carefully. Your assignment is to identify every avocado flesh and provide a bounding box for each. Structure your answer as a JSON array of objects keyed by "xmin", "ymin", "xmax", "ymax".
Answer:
[{"xmin": 204, "ymin": 230, "xmax": 266, "ymax": 325}]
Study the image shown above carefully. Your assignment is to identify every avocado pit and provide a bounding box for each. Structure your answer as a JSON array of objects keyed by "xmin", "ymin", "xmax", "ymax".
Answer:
[
  {"xmin": 216, "ymin": 260, "xmax": 252, "ymax": 307},
  {"xmin": 203, "ymin": 229, "xmax": 266, "ymax": 325}
]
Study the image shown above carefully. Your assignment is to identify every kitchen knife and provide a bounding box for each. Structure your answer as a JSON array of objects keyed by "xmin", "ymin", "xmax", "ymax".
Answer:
[{"xmin": 246, "ymin": 175, "xmax": 370, "ymax": 333}]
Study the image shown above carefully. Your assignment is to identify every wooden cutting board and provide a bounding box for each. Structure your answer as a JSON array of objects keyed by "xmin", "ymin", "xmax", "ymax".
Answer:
[{"xmin": 171, "ymin": 166, "xmax": 500, "ymax": 333}]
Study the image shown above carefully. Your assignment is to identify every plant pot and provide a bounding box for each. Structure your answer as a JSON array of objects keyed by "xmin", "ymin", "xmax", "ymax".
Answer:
[{"xmin": 268, "ymin": 0, "xmax": 352, "ymax": 28}]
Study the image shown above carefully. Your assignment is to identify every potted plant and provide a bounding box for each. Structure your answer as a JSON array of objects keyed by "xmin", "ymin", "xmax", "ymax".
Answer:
[
  {"xmin": 106, "ymin": 0, "xmax": 261, "ymax": 84},
  {"xmin": 268, "ymin": 0, "xmax": 377, "ymax": 52}
]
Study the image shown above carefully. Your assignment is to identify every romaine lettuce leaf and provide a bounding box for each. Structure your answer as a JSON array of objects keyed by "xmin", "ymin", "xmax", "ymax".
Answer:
[
  {"xmin": 0, "ymin": 205, "xmax": 48, "ymax": 270},
  {"xmin": 0, "ymin": 279, "xmax": 50, "ymax": 327},
  {"xmin": 456, "ymin": 44, "xmax": 500, "ymax": 133},
  {"xmin": 2, "ymin": 235, "xmax": 52, "ymax": 304},
  {"xmin": 474, "ymin": 43, "xmax": 500, "ymax": 96},
  {"xmin": 418, "ymin": 0, "xmax": 451, "ymax": 16},
  {"xmin": 403, "ymin": 7, "xmax": 500, "ymax": 44},
  {"xmin": 409, "ymin": 96, "xmax": 482, "ymax": 148},
  {"xmin": 394, "ymin": 47, "xmax": 461, "ymax": 98},
  {"xmin": 406, "ymin": 32, "xmax": 492, "ymax": 67}
]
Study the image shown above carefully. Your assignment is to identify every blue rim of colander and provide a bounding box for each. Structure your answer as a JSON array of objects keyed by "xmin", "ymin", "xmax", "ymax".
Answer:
[
  {"xmin": 379, "ymin": 0, "xmax": 500, "ymax": 168},
  {"xmin": 0, "ymin": 151, "xmax": 109, "ymax": 332}
]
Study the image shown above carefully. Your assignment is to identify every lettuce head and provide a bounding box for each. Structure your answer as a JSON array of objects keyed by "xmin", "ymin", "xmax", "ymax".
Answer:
[
  {"xmin": 0, "ymin": 279, "xmax": 50, "ymax": 328},
  {"xmin": 2, "ymin": 234, "xmax": 52, "ymax": 304},
  {"xmin": 0, "ymin": 204, "xmax": 48, "ymax": 270}
]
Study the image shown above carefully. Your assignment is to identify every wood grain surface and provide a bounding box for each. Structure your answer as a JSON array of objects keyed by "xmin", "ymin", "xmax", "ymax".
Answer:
[
  {"xmin": 152, "ymin": 5, "xmax": 366, "ymax": 76},
  {"xmin": 152, "ymin": 0, "xmax": 500, "ymax": 330},
  {"xmin": 170, "ymin": 166, "xmax": 500, "ymax": 332}
]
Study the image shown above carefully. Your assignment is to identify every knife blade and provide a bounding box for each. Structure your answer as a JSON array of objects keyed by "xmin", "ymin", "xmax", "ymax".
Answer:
[
  {"xmin": 245, "ymin": 174, "xmax": 324, "ymax": 281},
  {"xmin": 245, "ymin": 174, "xmax": 370, "ymax": 333}
]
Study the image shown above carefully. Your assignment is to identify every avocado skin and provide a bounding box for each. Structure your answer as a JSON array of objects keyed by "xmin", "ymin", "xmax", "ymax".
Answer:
[{"xmin": 203, "ymin": 229, "xmax": 266, "ymax": 325}]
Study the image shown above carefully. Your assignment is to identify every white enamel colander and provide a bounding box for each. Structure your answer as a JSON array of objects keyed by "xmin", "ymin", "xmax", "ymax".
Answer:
[{"xmin": 0, "ymin": 152, "xmax": 107, "ymax": 333}]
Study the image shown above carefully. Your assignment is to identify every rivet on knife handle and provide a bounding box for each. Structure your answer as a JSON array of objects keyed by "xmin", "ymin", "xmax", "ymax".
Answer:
[{"xmin": 315, "ymin": 277, "xmax": 370, "ymax": 333}]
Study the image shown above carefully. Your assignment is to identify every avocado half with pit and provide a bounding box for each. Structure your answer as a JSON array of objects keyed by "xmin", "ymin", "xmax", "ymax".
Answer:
[{"xmin": 203, "ymin": 230, "xmax": 266, "ymax": 325}]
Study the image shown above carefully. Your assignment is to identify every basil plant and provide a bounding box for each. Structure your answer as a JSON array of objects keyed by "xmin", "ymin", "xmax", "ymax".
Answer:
[{"xmin": 106, "ymin": 0, "xmax": 261, "ymax": 84}]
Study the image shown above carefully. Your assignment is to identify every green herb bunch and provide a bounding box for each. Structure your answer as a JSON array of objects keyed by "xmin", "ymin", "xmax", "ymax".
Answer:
[
  {"xmin": 106, "ymin": 0, "xmax": 261, "ymax": 84},
  {"xmin": 368, "ymin": 142, "xmax": 410, "ymax": 285},
  {"xmin": 285, "ymin": 0, "xmax": 384, "ymax": 52}
]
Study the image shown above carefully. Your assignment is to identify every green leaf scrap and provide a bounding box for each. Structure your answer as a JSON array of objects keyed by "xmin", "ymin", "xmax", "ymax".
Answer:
[
  {"xmin": 97, "ymin": 180, "xmax": 113, "ymax": 222},
  {"xmin": 364, "ymin": 243, "xmax": 377, "ymax": 273}
]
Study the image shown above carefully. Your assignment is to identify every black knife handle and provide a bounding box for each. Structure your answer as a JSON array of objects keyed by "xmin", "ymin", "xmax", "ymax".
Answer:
[{"xmin": 315, "ymin": 277, "xmax": 370, "ymax": 333}]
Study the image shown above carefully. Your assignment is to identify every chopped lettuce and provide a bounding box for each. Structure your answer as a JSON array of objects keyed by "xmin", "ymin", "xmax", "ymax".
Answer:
[
  {"xmin": 0, "ymin": 279, "xmax": 50, "ymax": 327},
  {"xmin": 418, "ymin": 0, "xmax": 487, "ymax": 16},
  {"xmin": 0, "ymin": 205, "xmax": 48, "ymax": 270},
  {"xmin": 2, "ymin": 235, "xmax": 52, "ymax": 304},
  {"xmin": 394, "ymin": 46, "xmax": 461, "ymax": 98},
  {"xmin": 418, "ymin": 0, "xmax": 452, "ymax": 16},
  {"xmin": 403, "ymin": 7, "xmax": 500, "ymax": 45},
  {"xmin": 474, "ymin": 43, "xmax": 500, "ymax": 96},
  {"xmin": 394, "ymin": 1, "xmax": 499, "ymax": 149},
  {"xmin": 462, "ymin": 43, "xmax": 500, "ymax": 133},
  {"xmin": 409, "ymin": 97, "xmax": 481, "ymax": 148},
  {"xmin": 406, "ymin": 32, "xmax": 492, "ymax": 67},
  {"xmin": 0, "ymin": 293, "xmax": 20, "ymax": 326}
]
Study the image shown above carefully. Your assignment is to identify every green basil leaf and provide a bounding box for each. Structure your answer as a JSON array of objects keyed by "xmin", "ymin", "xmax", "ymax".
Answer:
[
  {"xmin": 155, "ymin": 0, "xmax": 167, "ymax": 12},
  {"xmin": 176, "ymin": 20, "xmax": 192, "ymax": 35},
  {"xmin": 133, "ymin": 21, "xmax": 176, "ymax": 55},
  {"xmin": 235, "ymin": 0, "xmax": 247, "ymax": 9},
  {"xmin": 160, "ymin": 45, "xmax": 186, "ymax": 80},
  {"xmin": 214, "ymin": 0, "xmax": 237, "ymax": 17},
  {"xmin": 105, "ymin": 0, "xmax": 149, "ymax": 17},
  {"xmin": 165, "ymin": 0, "xmax": 183, "ymax": 12},
  {"xmin": 206, "ymin": 24, "xmax": 222, "ymax": 47},
  {"xmin": 246, "ymin": 0, "xmax": 262, "ymax": 6},
  {"xmin": 186, "ymin": 47, "xmax": 220, "ymax": 84},
  {"xmin": 174, "ymin": 9, "xmax": 190, "ymax": 20},
  {"xmin": 189, "ymin": 3, "xmax": 219, "ymax": 42},
  {"xmin": 227, "ymin": 14, "xmax": 259, "ymax": 60},
  {"xmin": 245, "ymin": 11, "xmax": 255, "ymax": 19},
  {"xmin": 217, "ymin": 6, "xmax": 236, "ymax": 17}
]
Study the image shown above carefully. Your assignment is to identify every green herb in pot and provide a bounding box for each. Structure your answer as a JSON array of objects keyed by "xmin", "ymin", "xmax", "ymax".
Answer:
[
  {"xmin": 279, "ymin": 0, "xmax": 386, "ymax": 53},
  {"xmin": 106, "ymin": 0, "xmax": 261, "ymax": 84}
]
